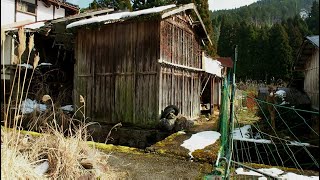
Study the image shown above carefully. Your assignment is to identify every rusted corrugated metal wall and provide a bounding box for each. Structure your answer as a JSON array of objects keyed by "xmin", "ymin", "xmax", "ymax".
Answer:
[
  {"xmin": 159, "ymin": 15, "xmax": 202, "ymax": 118},
  {"xmin": 74, "ymin": 20, "xmax": 160, "ymax": 128}
]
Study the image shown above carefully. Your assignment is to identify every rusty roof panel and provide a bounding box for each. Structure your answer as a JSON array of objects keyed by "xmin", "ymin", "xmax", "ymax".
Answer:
[{"xmin": 216, "ymin": 57, "xmax": 233, "ymax": 68}]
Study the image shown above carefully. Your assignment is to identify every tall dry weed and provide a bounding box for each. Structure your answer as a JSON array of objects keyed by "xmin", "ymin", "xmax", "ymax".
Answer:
[{"xmin": 1, "ymin": 28, "xmax": 120, "ymax": 179}]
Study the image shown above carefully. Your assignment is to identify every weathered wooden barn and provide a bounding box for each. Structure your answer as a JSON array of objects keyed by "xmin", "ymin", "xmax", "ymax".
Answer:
[
  {"xmin": 66, "ymin": 4, "xmax": 214, "ymax": 128},
  {"xmin": 294, "ymin": 35, "xmax": 319, "ymax": 111}
]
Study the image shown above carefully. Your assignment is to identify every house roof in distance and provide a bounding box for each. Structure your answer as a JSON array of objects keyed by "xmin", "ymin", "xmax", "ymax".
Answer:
[
  {"xmin": 216, "ymin": 57, "xmax": 233, "ymax": 68},
  {"xmin": 43, "ymin": 0, "xmax": 80, "ymax": 13}
]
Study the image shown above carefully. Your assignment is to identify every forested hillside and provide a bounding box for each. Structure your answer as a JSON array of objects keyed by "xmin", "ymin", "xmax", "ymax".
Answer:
[
  {"xmin": 210, "ymin": 0, "xmax": 317, "ymax": 26},
  {"xmin": 211, "ymin": 0, "xmax": 319, "ymax": 82}
]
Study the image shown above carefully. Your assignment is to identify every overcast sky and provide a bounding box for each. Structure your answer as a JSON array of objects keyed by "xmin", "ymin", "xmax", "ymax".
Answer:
[
  {"xmin": 67, "ymin": 0, "xmax": 258, "ymax": 11},
  {"xmin": 209, "ymin": 0, "xmax": 258, "ymax": 11}
]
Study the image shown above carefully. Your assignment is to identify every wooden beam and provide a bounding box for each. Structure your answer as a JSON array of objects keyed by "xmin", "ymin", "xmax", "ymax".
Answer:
[
  {"xmin": 159, "ymin": 59, "xmax": 203, "ymax": 72},
  {"xmin": 51, "ymin": 8, "xmax": 115, "ymax": 24},
  {"xmin": 211, "ymin": 76, "xmax": 215, "ymax": 115},
  {"xmin": 1, "ymin": 20, "xmax": 34, "ymax": 30},
  {"xmin": 161, "ymin": 3, "xmax": 194, "ymax": 19}
]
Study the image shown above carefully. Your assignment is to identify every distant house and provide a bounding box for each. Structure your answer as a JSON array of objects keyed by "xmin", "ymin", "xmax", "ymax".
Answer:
[
  {"xmin": 66, "ymin": 4, "xmax": 213, "ymax": 128},
  {"xmin": 1, "ymin": 0, "xmax": 79, "ymax": 73},
  {"xmin": 1, "ymin": 0, "xmax": 79, "ymax": 26},
  {"xmin": 294, "ymin": 35, "xmax": 319, "ymax": 111}
]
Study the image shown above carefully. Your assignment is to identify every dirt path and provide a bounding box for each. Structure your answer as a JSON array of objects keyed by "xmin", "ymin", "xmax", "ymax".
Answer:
[
  {"xmin": 108, "ymin": 152, "xmax": 212, "ymax": 180},
  {"xmin": 100, "ymin": 117, "xmax": 220, "ymax": 179}
]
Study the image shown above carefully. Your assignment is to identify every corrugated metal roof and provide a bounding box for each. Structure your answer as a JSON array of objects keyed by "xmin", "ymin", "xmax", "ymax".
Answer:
[
  {"xmin": 306, "ymin": 35, "xmax": 319, "ymax": 48},
  {"xmin": 66, "ymin": 4, "xmax": 176, "ymax": 29},
  {"xmin": 65, "ymin": 3, "xmax": 212, "ymax": 45}
]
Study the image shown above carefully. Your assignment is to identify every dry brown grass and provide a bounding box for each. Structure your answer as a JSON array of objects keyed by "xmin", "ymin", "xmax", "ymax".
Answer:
[
  {"xmin": 1, "ymin": 28, "xmax": 120, "ymax": 179},
  {"xmin": 1, "ymin": 124, "xmax": 119, "ymax": 179}
]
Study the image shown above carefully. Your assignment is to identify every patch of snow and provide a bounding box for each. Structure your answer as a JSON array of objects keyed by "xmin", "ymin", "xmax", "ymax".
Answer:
[
  {"xmin": 177, "ymin": 131, "xmax": 186, "ymax": 135},
  {"xmin": 233, "ymin": 125, "xmax": 251, "ymax": 139},
  {"xmin": 259, "ymin": 168, "xmax": 284, "ymax": 176},
  {"xmin": 289, "ymin": 141, "xmax": 310, "ymax": 146},
  {"xmin": 281, "ymin": 172, "xmax": 319, "ymax": 179},
  {"xmin": 17, "ymin": 63, "xmax": 33, "ymax": 69},
  {"xmin": 279, "ymin": 101, "xmax": 289, "ymax": 105},
  {"xmin": 21, "ymin": 98, "xmax": 47, "ymax": 114},
  {"xmin": 235, "ymin": 168, "xmax": 262, "ymax": 176},
  {"xmin": 258, "ymin": 177, "xmax": 267, "ymax": 180},
  {"xmin": 60, "ymin": 105, "xmax": 74, "ymax": 112},
  {"xmin": 232, "ymin": 125, "xmax": 271, "ymax": 144},
  {"xmin": 67, "ymin": 4, "xmax": 176, "ymax": 29},
  {"xmin": 236, "ymin": 167, "xmax": 319, "ymax": 179},
  {"xmin": 275, "ymin": 90, "xmax": 286, "ymax": 98},
  {"xmin": 233, "ymin": 125, "xmax": 311, "ymax": 146},
  {"xmin": 34, "ymin": 160, "xmax": 49, "ymax": 176},
  {"xmin": 38, "ymin": 63, "xmax": 52, "ymax": 67},
  {"xmin": 180, "ymin": 131, "xmax": 220, "ymax": 158}
]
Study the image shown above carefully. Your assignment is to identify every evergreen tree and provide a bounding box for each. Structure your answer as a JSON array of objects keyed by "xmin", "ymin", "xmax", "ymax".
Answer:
[
  {"xmin": 306, "ymin": 1, "xmax": 319, "ymax": 34},
  {"xmin": 293, "ymin": 15, "xmax": 311, "ymax": 36},
  {"xmin": 132, "ymin": 0, "xmax": 172, "ymax": 10},
  {"xmin": 193, "ymin": 0, "xmax": 217, "ymax": 57},
  {"xmin": 91, "ymin": 0, "xmax": 132, "ymax": 11},
  {"xmin": 217, "ymin": 16, "xmax": 236, "ymax": 58},
  {"xmin": 268, "ymin": 24, "xmax": 293, "ymax": 80},
  {"xmin": 236, "ymin": 22, "xmax": 258, "ymax": 80},
  {"xmin": 257, "ymin": 26, "xmax": 271, "ymax": 81},
  {"xmin": 89, "ymin": 0, "xmax": 99, "ymax": 9},
  {"xmin": 284, "ymin": 16, "xmax": 304, "ymax": 59}
]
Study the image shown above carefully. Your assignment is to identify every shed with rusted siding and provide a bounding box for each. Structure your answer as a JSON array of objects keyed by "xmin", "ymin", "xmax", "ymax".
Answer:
[{"xmin": 67, "ymin": 3, "xmax": 212, "ymax": 128}]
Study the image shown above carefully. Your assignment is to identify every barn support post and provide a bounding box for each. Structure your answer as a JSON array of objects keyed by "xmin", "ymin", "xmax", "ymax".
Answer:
[{"xmin": 211, "ymin": 76, "xmax": 215, "ymax": 115}]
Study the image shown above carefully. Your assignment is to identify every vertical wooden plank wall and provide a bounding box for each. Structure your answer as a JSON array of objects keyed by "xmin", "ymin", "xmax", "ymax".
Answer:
[
  {"xmin": 159, "ymin": 15, "xmax": 202, "ymax": 119},
  {"xmin": 74, "ymin": 28, "xmax": 95, "ymax": 118},
  {"xmin": 74, "ymin": 20, "xmax": 160, "ymax": 128},
  {"xmin": 304, "ymin": 50, "xmax": 319, "ymax": 110}
]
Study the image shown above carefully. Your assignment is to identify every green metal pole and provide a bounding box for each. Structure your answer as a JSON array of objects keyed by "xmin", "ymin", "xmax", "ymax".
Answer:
[{"xmin": 224, "ymin": 45, "xmax": 238, "ymax": 179}]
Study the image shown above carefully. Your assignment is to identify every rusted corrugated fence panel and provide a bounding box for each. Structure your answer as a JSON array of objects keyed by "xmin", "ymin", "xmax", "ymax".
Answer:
[
  {"xmin": 159, "ymin": 16, "xmax": 202, "ymax": 119},
  {"xmin": 74, "ymin": 20, "xmax": 160, "ymax": 128}
]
